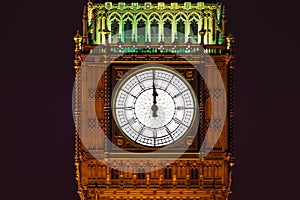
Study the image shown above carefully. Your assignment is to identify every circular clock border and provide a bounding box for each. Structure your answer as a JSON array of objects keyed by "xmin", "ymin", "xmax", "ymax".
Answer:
[{"xmin": 111, "ymin": 64, "xmax": 199, "ymax": 149}]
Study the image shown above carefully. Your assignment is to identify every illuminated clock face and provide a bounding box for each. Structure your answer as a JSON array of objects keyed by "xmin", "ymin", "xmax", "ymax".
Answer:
[{"xmin": 112, "ymin": 67, "xmax": 197, "ymax": 147}]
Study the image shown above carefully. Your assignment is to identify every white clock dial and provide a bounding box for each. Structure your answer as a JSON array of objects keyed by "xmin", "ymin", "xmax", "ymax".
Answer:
[{"xmin": 112, "ymin": 67, "xmax": 197, "ymax": 147}]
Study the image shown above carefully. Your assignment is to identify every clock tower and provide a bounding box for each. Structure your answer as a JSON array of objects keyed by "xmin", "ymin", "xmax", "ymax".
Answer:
[{"xmin": 73, "ymin": 1, "xmax": 235, "ymax": 200}]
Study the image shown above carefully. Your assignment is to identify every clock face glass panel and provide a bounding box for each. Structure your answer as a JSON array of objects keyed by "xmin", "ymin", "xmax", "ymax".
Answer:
[{"xmin": 112, "ymin": 67, "xmax": 197, "ymax": 147}]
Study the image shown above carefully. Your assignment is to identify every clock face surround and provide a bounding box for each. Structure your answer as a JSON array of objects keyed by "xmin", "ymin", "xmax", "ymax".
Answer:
[{"xmin": 112, "ymin": 66, "xmax": 198, "ymax": 148}]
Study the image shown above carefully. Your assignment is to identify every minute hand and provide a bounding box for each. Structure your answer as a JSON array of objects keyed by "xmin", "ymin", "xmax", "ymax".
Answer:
[
  {"xmin": 151, "ymin": 71, "xmax": 159, "ymax": 118},
  {"xmin": 152, "ymin": 71, "xmax": 158, "ymax": 104},
  {"xmin": 153, "ymin": 82, "xmax": 158, "ymax": 104}
]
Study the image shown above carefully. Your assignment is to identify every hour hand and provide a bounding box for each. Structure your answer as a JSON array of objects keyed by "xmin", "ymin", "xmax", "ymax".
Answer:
[
  {"xmin": 151, "ymin": 104, "xmax": 158, "ymax": 117},
  {"xmin": 152, "ymin": 82, "xmax": 158, "ymax": 104},
  {"xmin": 152, "ymin": 84, "xmax": 158, "ymax": 117}
]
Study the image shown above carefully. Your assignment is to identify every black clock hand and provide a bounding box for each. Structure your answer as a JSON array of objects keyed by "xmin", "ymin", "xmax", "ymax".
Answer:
[
  {"xmin": 152, "ymin": 70, "xmax": 158, "ymax": 117},
  {"xmin": 152, "ymin": 71, "xmax": 158, "ymax": 105},
  {"xmin": 151, "ymin": 104, "xmax": 158, "ymax": 117}
]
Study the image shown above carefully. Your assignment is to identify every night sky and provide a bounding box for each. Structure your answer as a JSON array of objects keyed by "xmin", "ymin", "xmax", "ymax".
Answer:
[{"xmin": 2, "ymin": 0, "xmax": 300, "ymax": 200}]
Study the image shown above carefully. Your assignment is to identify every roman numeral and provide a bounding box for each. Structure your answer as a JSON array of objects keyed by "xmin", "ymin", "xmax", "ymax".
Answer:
[
  {"xmin": 125, "ymin": 107, "xmax": 134, "ymax": 110},
  {"xmin": 135, "ymin": 76, "xmax": 146, "ymax": 90},
  {"xmin": 173, "ymin": 117, "xmax": 181, "ymax": 124},
  {"xmin": 115, "ymin": 107, "xmax": 134, "ymax": 110},
  {"xmin": 138, "ymin": 125, "xmax": 145, "ymax": 134},
  {"xmin": 165, "ymin": 127, "xmax": 174, "ymax": 140},
  {"xmin": 128, "ymin": 117, "xmax": 137, "ymax": 125},
  {"xmin": 172, "ymin": 89, "xmax": 188, "ymax": 98},
  {"xmin": 135, "ymin": 126, "xmax": 146, "ymax": 141},
  {"xmin": 153, "ymin": 129, "xmax": 157, "ymax": 138},
  {"xmin": 165, "ymin": 127, "xmax": 171, "ymax": 134},
  {"xmin": 164, "ymin": 75, "xmax": 174, "ymax": 91},
  {"xmin": 120, "ymin": 89, "xmax": 137, "ymax": 98}
]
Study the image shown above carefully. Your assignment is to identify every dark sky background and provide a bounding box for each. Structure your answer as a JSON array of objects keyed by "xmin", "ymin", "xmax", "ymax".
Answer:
[{"xmin": 1, "ymin": 0, "xmax": 300, "ymax": 200}]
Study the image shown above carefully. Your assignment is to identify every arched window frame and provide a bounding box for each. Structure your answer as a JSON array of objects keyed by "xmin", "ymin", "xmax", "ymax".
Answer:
[
  {"xmin": 122, "ymin": 12, "xmax": 134, "ymax": 43},
  {"xmin": 108, "ymin": 12, "xmax": 121, "ymax": 43},
  {"xmin": 137, "ymin": 168, "xmax": 145, "ymax": 179},
  {"xmin": 175, "ymin": 13, "xmax": 187, "ymax": 43},
  {"xmin": 190, "ymin": 167, "xmax": 199, "ymax": 180},
  {"xmin": 188, "ymin": 12, "xmax": 201, "ymax": 44},
  {"xmin": 135, "ymin": 13, "xmax": 147, "ymax": 43},
  {"xmin": 164, "ymin": 167, "xmax": 172, "ymax": 179},
  {"xmin": 111, "ymin": 168, "xmax": 119, "ymax": 179},
  {"xmin": 148, "ymin": 13, "xmax": 161, "ymax": 43},
  {"xmin": 162, "ymin": 12, "xmax": 174, "ymax": 43}
]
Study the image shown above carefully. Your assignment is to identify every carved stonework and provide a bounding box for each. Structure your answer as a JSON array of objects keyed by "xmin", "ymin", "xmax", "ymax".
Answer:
[
  {"xmin": 97, "ymin": 89, "xmax": 105, "ymax": 99},
  {"xmin": 88, "ymin": 88, "xmax": 96, "ymax": 99},
  {"xmin": 88, "ymin": 118, "xmax": 97, "ymax": 129},
  {"xmin": 98, "ymin": 119, "xmax": 105, "ymax": 129},
  {"xmin": 116, "ymin": 70, "xmax": 124, "ymax": 79},
  {"xmin": 75, "ymin": 1, "xmax": 234, "ymax": 199},
  {"xmin": 185, "ymin": 70, "xmax": 193, "ymax": 79},
  {"xmin": 212, "ymin": 88, "xmax": 224, "ymax": 99}
]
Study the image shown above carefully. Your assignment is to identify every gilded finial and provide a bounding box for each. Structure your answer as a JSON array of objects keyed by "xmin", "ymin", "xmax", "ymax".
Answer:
[
  {"xmin": 74, "ymin": 30, "xmax": 82, "ymax": 49},
  {"xmin": 227, "ymin": 33, "xmax": 235, "ymax": 43},
  {"xmin": 226, "ymin": 33, "xmax": 235, "ymax": 53},
  {"xmin": 83, "ymin": 5, "xmax": 87, "ymax": 16},
  {"xmin": 73, "ymin": 30, "xmax": 82, "ymax": 72}
]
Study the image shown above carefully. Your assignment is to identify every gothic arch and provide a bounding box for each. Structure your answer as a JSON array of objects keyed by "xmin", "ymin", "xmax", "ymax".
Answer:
[
  {"xmin": 188, "ymin": 12, "xmax": 201, "ymax": 21},
  {"xmin": 135, "ymin": 13, "xmax": 147, "ymax": 22},
  {"xmin": 108, "ymin": 12, "xmax": 121, "ymax": 21},
  {"xmin": 175, "ymin": 12, "xmax": 188, "ymax": 22},
  {"xmin": 122, "ymin": 12, "xmax": 134, "ymax": 22},
  {"xmin": 148, "ymin": 13, "xmax": 161, "ymax": 22},
  {"xmin": 162, "ymin": 12, "xmax": 174, "ymax": 22}
]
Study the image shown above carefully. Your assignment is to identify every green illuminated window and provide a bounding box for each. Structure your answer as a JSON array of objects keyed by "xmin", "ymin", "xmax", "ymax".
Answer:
[
  {"xmin": 111, "ymin": 20, "xmax": 119, "ymax": 43},
  {"xmin": 164, "ymin": 20, "xmax": 172, "ymax": 43},
  {"xmin": 124, "ymin": 20, "xmax": 132, "ymax": 43},
  {"xmin": 137, "ymin": 20, "xmax": 146, "ymax": 43},
  {"xmin": 150, "ymin": 20, "xmax": 159, "ymax": 43},
  {"xmin": 190, "ymin": 20, "xmax": 198, "ymax": 43},
  {"xmin": 177, "ymin": 19, "xmax": 185, "ymax": 43}
]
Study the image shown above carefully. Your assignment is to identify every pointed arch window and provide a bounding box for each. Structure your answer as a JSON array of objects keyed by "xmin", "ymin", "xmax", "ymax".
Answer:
[
  {"xmin": 137, "ymin": 20, "xmax": 146, "ymax": 43},
  {"xmin": 111, "ymin": 168, "xmax": 119, "ymax": 179},
  {"xmin": 191, "ymin": 168, "xmax": 199, "ymax": 180},
  {"xmin": 111, "ymin": 20, "xmax": 119, "ymax": 43},
  {"xmin": 150, "ymin": 20, "xmax": 159, "ymax": 43},
  {"xmin": 190, "ymin": 20, "xmax": 198, "ymax": 43},
  {"xmin": 164, "ymin": 20, "xmax": 172, "ymax": 43},
  {"xmin": 124, "ymin": 20, "xmax": 132, "ymax": 43},
  {"xmin": 137, "ymin": 168, "xmax": 145, "ymax": 179},
  {"xmin": 177, "ymin": 19, "xmax": 185, "ymax": 43},
  {"xmin": 164, "ymin": 167, "xmax": 172, "ymax": 179}
]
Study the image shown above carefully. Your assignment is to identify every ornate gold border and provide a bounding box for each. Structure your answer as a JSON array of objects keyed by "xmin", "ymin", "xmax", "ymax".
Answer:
[{"xmin": 111, "ymin": 65, "xmax": 199, "ymax": 149}]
